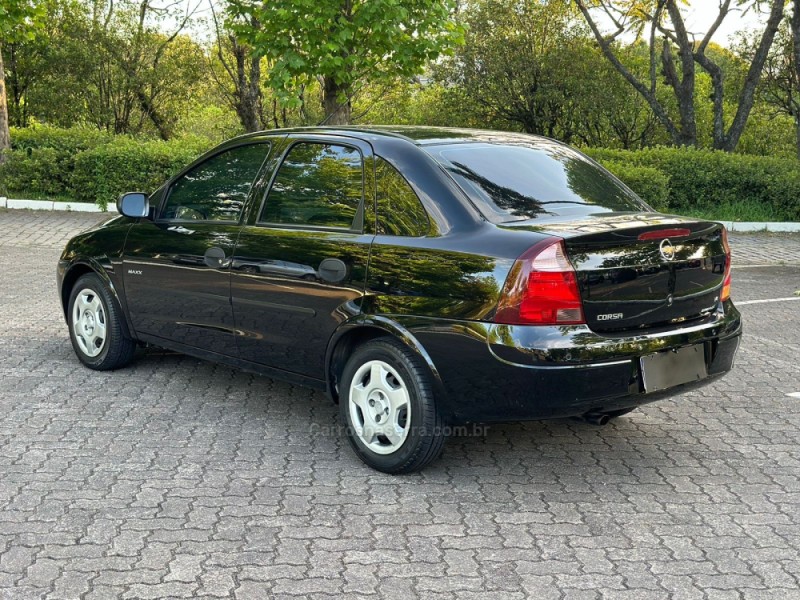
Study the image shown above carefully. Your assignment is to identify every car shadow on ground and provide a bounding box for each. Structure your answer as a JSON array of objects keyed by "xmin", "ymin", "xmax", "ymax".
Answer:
[{"xmin": 39, "ymin": 342, "xmax": 700, "ymax": 483}]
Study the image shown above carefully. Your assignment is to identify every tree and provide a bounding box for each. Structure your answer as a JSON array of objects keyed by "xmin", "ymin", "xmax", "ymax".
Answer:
[
  {"xmin": 100, "ymin": 0, "xmax": 203, "ymax": 140},
  {"xmin": 754, "ymin": 2, "xmax": 800, "ymax": 158},
  {"xmin": 2, "ymin": 0, "xmax": 206, "ymax": 139},
  {"xmin": 437, "ymin": 0, "xmax": 659, "ymax": 148},
  {"xmin": 441, "ymin": 0, "xmax": 591, "ymax": 139},
  {"xmin": 0, "ymin": 0, "xmax": 43, "ymax": 158},
  {"xmin": 575, "ymin": 0, "xmax": 784, "ymax": 151},
  {"xmin": 209, "ymin": 4, "xmax": 264, "ymax": 133},
  {"xmin": 226, "ymin": 0, "xmax": 465, "ymax": 125}
]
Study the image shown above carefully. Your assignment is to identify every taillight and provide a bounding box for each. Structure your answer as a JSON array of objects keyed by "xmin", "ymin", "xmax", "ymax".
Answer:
[
  {"xmin": 721, "ymin": 227, "xmax": 731, "ymax": 301},
  {"xmin": 495, "ymin": 239, "xmax": 585, "ymax": 326}
]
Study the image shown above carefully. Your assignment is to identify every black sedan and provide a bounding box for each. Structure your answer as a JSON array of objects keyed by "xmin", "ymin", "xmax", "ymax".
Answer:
[{"xmin": 57, "ymin": 127, "xmax": 742, "ymax": 473}]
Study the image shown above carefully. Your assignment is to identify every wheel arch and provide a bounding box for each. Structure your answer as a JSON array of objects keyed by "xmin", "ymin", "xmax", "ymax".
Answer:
[
  {"xmin": 61, "ymin": 260, "xmax": 134, "ymax": 340},
  {"xmin": 325, "ymin": 316, "xmax": 447, "ymax": 406}
]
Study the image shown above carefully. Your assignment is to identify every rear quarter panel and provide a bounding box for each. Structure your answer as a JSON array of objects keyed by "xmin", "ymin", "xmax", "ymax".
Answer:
[{"xmin": 361, "ymin": 225, "xmax": 546, "ymax": 320}]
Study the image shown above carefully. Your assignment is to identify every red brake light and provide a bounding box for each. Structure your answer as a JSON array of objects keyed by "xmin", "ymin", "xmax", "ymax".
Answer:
[
  {"xmin": 637, "ymin": 228, "xmax": 691, "ymax": 241},
  {"xmin": 495, "ymin": 239, "xmax": 585, "ymax": 326},
  {"xmin": 721, "ymin": 227, "xmax": 731, "ymax": 301}
]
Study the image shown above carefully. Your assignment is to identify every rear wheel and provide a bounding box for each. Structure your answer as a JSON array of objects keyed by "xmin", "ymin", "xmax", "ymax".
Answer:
[
  {"xmin": 68, "ymin": 273, "xmax": 136, "ymax": 370},
  {"xmin": 340, "ymin": 338, "xmax": 445, "ymax": 474}
]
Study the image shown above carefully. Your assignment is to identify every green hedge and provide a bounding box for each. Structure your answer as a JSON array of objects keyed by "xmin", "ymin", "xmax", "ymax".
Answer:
[
  {"xmin": 71, "ymin": 138, "xmax": 209, "ymax": 209},
  {"xmin": 0, "ymin": 126, "xmax": 210, "ymax": 209},
  {"xmin": 8, "ymin": 125, "xmax": 114, "ymax": 152},
  {"xmin": 0, "ymin": 126, "xmax": 116, "ymax": 200},
  {"xmin": 587, "ymin": 146, "xmax": 800, "ymax": 221},
  {"xmin": 600, "ymin": 161, "xmax": 670, "ymax": 211},
  {"xmin": 2, "ymin": 127, "xmax": 799, "ymax": 220}
]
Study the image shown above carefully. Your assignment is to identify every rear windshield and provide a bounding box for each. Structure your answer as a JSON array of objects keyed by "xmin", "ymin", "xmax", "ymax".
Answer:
[{"xmin": 429, "ymin": 141, "xmax": 650, "ymax": 223}]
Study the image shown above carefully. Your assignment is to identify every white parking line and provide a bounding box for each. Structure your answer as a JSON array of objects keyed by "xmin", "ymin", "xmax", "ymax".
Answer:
[
  {"xmin": 787, "ymin": 392, "xmax": 800, "ymax": 399},
  {"xmin": 732, "ymin": 264, "xmax": 800, "ymax": 268},
  {"xmin": 736, "ymin": 297, "xmax": 800, "ymax": 306}
]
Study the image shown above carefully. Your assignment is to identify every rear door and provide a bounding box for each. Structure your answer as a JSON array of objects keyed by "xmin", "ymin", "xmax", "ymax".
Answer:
[
  {"xmin": 123, "ymin": 141, "xmax": 271, "ymax": 353},
  {"xmin": 230, "ymin": 135, "xmax": 374, "ymax": 377}
]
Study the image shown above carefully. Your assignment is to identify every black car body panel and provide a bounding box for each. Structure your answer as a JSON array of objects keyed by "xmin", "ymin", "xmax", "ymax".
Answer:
[{"xmin": 57, "ymin": 126, "xmax": 742, "ymax": 424}]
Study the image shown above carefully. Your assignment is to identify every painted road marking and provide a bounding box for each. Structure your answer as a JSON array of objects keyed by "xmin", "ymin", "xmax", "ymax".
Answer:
[
  {"xmin": 736, "ymin": 297, "xmax": 800, "ymax": 306},
  {"xmin": 732, "ymin": 264, "xmax": 800, "ymax": 269},
  {"xmin": 787, "ymin": 392, "xmax": 800, "ymax": 399}
]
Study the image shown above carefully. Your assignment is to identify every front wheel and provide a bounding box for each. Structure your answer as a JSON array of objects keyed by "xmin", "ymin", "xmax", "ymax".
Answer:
[
  {"xmin": 340, "ymin": 338, "xmax": 446, "ymax": 474},
  {"xmin": 68, "ymin": 273, "xmax": 136, "ymax": 370}
]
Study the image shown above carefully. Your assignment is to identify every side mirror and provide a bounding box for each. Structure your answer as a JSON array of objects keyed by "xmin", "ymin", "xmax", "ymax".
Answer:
[{"xmin": 117, "ymin": 192, "xmax": 150, "ymax": 218}]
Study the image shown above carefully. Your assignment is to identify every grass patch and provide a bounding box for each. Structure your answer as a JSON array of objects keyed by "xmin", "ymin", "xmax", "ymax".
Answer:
[
  {"xmin": 670, "ymin": 200, "xmax": 781, "ymax": 222},
  {"xmin": 2, "ymin": 191, "xmax": 77, "ymax": 203}
]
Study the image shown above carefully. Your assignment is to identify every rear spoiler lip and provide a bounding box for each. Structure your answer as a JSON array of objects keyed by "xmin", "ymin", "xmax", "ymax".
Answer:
[{"xmin": 498, "ymin": 212, "xmax": 721, "ymax": 240}]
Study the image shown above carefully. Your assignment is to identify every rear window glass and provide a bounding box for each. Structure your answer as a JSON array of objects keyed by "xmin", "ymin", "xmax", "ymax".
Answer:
[{"xmin": 429, "ymin": 142, "xmax": 650, "ymax": 223}]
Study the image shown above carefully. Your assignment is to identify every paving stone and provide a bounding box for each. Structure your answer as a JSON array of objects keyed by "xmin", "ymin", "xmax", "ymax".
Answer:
[{"xmin": 1, "ymin": 210, "xmax": 799, "ymax": 599}]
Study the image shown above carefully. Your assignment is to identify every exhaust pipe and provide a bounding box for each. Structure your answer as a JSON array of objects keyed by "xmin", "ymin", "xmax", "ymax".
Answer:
[{"xmin": 582, "ymin": 412, "xmax": 611, "ymax": 426}]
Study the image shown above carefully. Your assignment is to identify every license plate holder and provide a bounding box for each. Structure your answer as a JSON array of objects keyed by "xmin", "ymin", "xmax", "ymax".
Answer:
[{"xmin": 640, "ymin": 345, "xmax": 707, "ymax": 393}]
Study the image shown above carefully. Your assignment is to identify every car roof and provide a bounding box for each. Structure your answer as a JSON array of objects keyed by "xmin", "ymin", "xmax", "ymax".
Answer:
[{"xmin": 230, "ymin": 125, "xmax": 552, "ymax": 148}]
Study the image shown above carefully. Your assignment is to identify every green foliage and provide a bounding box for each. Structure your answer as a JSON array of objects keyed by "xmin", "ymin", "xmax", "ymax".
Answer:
[
  {"xmin": 72, "ymin": 137, "xmax": 209, "ymax": 209},
  {"xmin": 358, "ymin": 80, "xmax": 481, "ymax": 128},
  {"xmin": 227, "ymin": 0, "xmax": 465, "ymax": 116},
  {"xmin": 432, "ymin": 1, "xmax": 662, "ymax": 148},
  {"xmin": 588, "ymin": 147, "xmax": 800, "ymax": 221},
  {"xmin": 0, "ymin": 0, "xmax": 44, "ymax": 42},
  {"xmin": 176, "ymin": 104, "xmax": 244, "ymax": 145},
  {"xmin": 8, "ymin": 124, "xmax": 113, "ymax": 151},
  {"xmin": 4, "ymin": 0, "xmax": 207, "ymax": 138},
  {"xmin": 601, "ymin": 161, "xmax": 670, "ymax": 211},
  {"xmin": 0, "ymin": 126, "xmax": 209, "ymax": 208},
  {"xmin": 0, "ymin": 125, "xmax": 113, "ymax": 198}
]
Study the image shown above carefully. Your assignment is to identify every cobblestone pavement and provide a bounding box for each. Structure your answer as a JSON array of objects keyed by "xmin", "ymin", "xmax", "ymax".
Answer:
[{"xmin": 1, "ymin": 209, "xmax": 799, "ymax": 599}]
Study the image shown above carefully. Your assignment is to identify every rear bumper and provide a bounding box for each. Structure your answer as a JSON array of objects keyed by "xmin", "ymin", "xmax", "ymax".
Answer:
[{"xmin": 405, "ymin": 301, "xmax": 741, "ymax": 423}]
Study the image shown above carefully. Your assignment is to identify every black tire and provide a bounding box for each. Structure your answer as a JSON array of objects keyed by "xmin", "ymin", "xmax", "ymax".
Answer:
[
  {"xmin": 339, "ymin": 337, "xmax": 446, "ymax": 474},
  {"xmin": 67, "ymin": 273, "xmax": 137, "ymax": 370}
]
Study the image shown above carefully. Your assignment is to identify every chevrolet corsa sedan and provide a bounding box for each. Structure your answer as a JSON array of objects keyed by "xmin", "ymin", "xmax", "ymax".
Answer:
[{"xmin": 58, "ymin": 127, "xmax": 742, "ymax": 473}]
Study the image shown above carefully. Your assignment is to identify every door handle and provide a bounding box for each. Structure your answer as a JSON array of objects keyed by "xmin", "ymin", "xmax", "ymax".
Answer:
[
  {"xmin": 318, "ymin": 258, "xmax": 347, "ymax": 283},
  {"xmin": 204, "ymin": 247, "xmax": 227, "ymax": 269}
]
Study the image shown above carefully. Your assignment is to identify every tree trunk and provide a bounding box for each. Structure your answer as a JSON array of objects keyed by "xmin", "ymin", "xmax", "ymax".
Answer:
[
  {"xmin": 793, "ymin": 2, "xmax": 800, "ymax": 161},
  {"xmin": 575, "ymin": 0, "xmax": 683, "ymax": 146},
  {"xmin": 794, "ymin": 116, "xmax": 800, "ymax": 161},
  {"xmin": 664, "ymin": 2, "xmax": 698, "ymax": 147},
  {"xmin": 0, "ymin": 46, "xmax": 10, "ymax": 163},
  {"xmin": 720, "ymin": 0, "xmax": 784, "ymax": 151},
  {"xmin": 322, "ymin": 76, "xmax": 351, "ymax": 126},
  {"xmin": 136, "ymin": 89, "xmax": 171, "ymax": 140},
  {"xmin": 233, "ymin": 45, "xmax": 263, "ymax": 133}
]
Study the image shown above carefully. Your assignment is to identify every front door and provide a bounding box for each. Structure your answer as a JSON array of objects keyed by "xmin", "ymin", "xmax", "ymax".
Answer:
[
  {"xmin": 231, "ymin": 136, "xmax": 374, "ymax": 378},
  {"xmin": 123, "ymin": 142, "xmax": 271, "ymax": 354}
]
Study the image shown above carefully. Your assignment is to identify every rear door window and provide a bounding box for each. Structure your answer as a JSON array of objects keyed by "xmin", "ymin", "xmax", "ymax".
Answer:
[{"xmin": 260, "ymin": 142, "xmax": 364, "ymax": 230}]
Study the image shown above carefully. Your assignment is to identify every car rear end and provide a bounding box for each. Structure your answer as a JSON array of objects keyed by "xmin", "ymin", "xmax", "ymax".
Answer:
[
  {"xmin": 483, "ymin": 216, "xmax": 740, "ymax": 419},
  {"xmin": 422, "ymin": 136, "xmax": 741, "ymax": 422}
]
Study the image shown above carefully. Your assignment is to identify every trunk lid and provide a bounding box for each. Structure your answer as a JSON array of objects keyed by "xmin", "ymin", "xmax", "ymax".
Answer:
[{"xmin": 504, "ymin": 213, "xmax": 729, "ymax": 333}]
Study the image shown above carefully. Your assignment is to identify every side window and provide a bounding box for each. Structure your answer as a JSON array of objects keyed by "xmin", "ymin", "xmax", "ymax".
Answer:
[
  {"xmin": 261, "ymin": 142, "xmax": 363, "ymax": 229},
  {"xmin": 161, "ymin": 143, "xmax": 269, "ymax": 222},
  {"xmin": 375, "ymin": 157, "xmax": 431, "ymax": 237}
]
